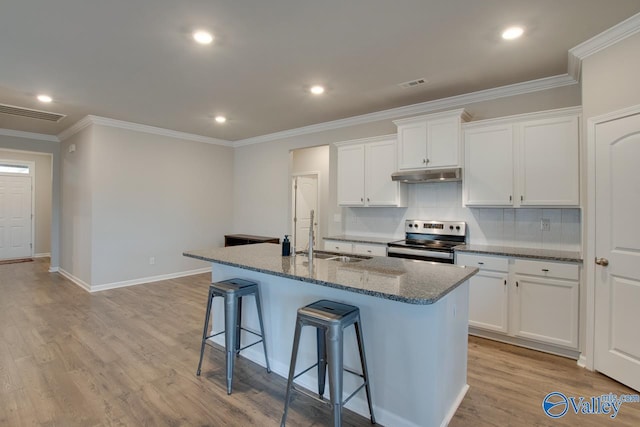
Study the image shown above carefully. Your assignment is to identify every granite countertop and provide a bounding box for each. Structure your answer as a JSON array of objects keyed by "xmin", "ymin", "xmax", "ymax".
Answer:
[
  {"xmin": 454, "ymin": 244, "xmax": 583, "ymax": 263},
  {"xmin": 323, "ymin": 235, "xmax": 399, "ymax": 245},
  {"xmin": 184, "ymin": 243, "xmax": 478, "ymax": 305}
]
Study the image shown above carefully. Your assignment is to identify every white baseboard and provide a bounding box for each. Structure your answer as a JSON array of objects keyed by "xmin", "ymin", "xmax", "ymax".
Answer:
[
  {"xmin": 577, "ymin": 354, "xmax": 588, "ymax": 369},
  {"xmin": 57, "ymin": 267, "xmax": 212, "ymax": 293},
  {"xmin": 441, "ymin": 384, "xmax": 470, "ymax": 427},
  {"xmin": 58, "ymin": 268, "xmax": 91, "ymax": 292},
  {"xmin": 34, "ymin": 252, "xmax": 51, "ymax": 258},
  {"xmin": 90, "ymin": 267, "xmax": 212, "ymax": 292}
]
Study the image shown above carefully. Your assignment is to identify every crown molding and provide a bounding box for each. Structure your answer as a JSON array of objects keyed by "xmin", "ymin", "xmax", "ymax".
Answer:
[
  {"xmin": 234, "ymin": 74, "xmax": 577, "ymax": 147},
  {"xmin": 0, "ymin": 128, "xmax": 59, "ymax": 142},
  {"xmin": 568, "ymin": 12, "xmax": 640, "ymax": 80},
  {"xmin": 333, "ymin": 133, "xmax": 397, "ymax": 147},
  {"xmin": 58, "ymin": 115, "xmax": 232, "ymax": 146}
]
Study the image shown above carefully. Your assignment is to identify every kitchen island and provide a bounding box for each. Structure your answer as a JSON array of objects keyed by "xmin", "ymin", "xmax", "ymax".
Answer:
[{"xmin": 184, "ymin": 244, "xmax": 478, "ymax": 427}]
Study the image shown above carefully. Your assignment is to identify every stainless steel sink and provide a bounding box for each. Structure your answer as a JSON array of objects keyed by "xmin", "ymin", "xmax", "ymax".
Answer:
[{"xmin": 296, "ymin": 250, "xmax": 370, "ymax": 263}]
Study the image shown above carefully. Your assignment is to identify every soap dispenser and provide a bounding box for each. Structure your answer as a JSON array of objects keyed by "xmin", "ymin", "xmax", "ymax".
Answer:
[{"xmin": 282, "ymin": 235, "xmax": 291, "ymax": 256}]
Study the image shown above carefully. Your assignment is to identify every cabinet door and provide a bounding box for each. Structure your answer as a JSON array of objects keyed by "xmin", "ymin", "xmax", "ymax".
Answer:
[
  {"xmin": 463, "ymin": 125, "xmax": 514, "ymax": 206},
  {"xmin": 519, "ymin": 116, "xmax": 580, "ymax": 206},
  {"xmin": 427, "ymin": 116, "xmax": 460, "ymax": 168},
  {"xmin": 353, "ymin": 243, "xmax": 387, "ymax": 256},
  {"xmin": 337, "ymin": 144, "xmax": 365, "ymax": 206},
  {"xmin": 365, "ymin": 139, "xmax": 401, "ymax": 206},
  {"xmin": 468, "ymin": 270, "xmax": 509, "ymax": 333},
  {"xmin": 323, "ymin": 240, "xmax": 353, "ymax": 254},
  {"xmin": 397, "ymin": 121, "xmax": 428, "ymax": 170},
  {"xmin": 512, "ymin": 275, "xmax": 579, "ymax": 349}
]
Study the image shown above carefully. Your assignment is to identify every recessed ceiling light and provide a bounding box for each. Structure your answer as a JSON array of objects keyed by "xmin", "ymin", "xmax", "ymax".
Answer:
[
  {"xmin": 214, "ymin": 115, "xmax": 226, "ymax": 124},
  {"xmin": 310, "ymin": 85, "xmax": 325, "ymax": 95},
  {"xmin": 502, "ymin": 26, "xmax": 524, "ymax": 40},
  {"xmin": 193, "ymin": 30, "xmax": 214, "ymax": 45},
  {"xmin": 37, "ymin": 94, "xmax": 52, "ymax": 103}
]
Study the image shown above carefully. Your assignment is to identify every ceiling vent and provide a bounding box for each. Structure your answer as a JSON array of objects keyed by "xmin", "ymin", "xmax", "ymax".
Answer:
[
  {"xmin": 0, "ymin": 103, "xmax": 66, "ymax": 122},
  {"xmin": 398, "ymin": 78, "xmax": 428, "ymax": 89}
]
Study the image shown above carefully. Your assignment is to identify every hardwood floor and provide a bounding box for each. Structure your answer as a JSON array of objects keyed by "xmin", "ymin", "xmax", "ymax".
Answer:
[{"xmin": 1, "ymin": 259, "xmax": 639, "ymax": 426}]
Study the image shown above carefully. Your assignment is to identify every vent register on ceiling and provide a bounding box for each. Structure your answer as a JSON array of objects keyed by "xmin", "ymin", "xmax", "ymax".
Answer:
[{"xmin": 0, "ymin": 103, "xmax": 66, "ymax": 122}]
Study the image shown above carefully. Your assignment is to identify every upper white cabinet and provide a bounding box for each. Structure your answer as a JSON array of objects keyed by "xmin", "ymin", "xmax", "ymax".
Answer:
[
  {"xmin": 336, "ymin": 135, "xmax": 407, "ymax": 207},
  {"xmin": 463, "ymin": 107, "xmax": 581, "ymax": 207},
  {"xmin": 394, "ymin": 109, "xmax": 470, "ymax": 170}
]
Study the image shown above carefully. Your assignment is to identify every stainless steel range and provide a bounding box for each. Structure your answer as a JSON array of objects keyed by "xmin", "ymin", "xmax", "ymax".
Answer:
[{"xmin": 387, "ymin": 220, "xmax": 466, "ymax": 263}]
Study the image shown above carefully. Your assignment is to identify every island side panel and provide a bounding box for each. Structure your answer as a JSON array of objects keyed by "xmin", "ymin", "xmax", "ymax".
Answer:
[{"xmin": 205, "ymin": 262, "xmax": 468, "ymax": 427}]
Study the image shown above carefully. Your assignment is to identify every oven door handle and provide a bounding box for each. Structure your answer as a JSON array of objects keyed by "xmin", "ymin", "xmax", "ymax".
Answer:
[{"xmin": 387, "ymin": 247, "xmax": 453, "ymax": 260}]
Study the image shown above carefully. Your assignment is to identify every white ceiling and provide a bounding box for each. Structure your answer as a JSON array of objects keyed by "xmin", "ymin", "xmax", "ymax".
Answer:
[{"xmin": 1, "ymin": 1, "xmax": 639, "ymax": 142}]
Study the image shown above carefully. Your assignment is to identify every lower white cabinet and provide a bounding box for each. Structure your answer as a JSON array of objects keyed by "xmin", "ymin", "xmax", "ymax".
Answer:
[
  {"xmin": 456, "ymin": 252, "xmax": 580, "ymax": 355},
  {"xmin": 323, "ymin": 240, "xmax": 387, "ymax": 256},
  {"xmin": 512, "ymin": 259, "xmax": 579, "ymax": 349}
]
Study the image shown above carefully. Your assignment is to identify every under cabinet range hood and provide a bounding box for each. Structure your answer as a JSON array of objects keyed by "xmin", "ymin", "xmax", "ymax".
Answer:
[{"xmin": 391, "ymin": 167, "xmax": 462, "ymax": 183}]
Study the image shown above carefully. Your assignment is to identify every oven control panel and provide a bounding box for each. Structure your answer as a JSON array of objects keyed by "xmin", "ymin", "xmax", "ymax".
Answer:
[{"xmin": 405, "ymin": 220, "xmax": 466, "ymax": 237}]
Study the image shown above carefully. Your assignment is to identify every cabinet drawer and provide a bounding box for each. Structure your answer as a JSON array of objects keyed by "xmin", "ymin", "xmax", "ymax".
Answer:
[
  {"xmin": 323, "ymin": 241, "xmax": 353, "ymax": 254},
  {"xmin": 456, "ymin": 253, "xmax": 508, "ymax": 272},
  {"xmin": 353, "ymin": 243, "xmax": 387, "ymax": 257},
  {"xmin": 513, "ymin": 259, "xmax": 579, "ymax": 280}
]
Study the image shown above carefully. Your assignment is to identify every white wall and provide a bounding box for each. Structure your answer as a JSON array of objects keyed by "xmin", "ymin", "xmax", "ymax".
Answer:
[
  {"xmin": 233, "ymin": 85, "xmax": 582, "ymax": 247},
  {"xmin": 0, "ymin": 148, "xmax": 52, "ymax": 255},
  {"xmin": 77, "ymin": 124, "xmax": 234, "ymax": 288},
  {"xmin": 61, "ymin": 126, "xmax": 94, "ymax": 285},
  {"xmin": 0, "ymin": 134, "xmax": 60, "ymax": 267}
]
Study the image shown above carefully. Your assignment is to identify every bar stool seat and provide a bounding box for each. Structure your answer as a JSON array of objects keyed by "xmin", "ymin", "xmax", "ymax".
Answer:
[
  {"xmin": 281, "ymin": 299, "xmax": 375, "ymax": 427},
  {"xmin": 196, "ymin": 278, "xmax": 271, "ymax": 394}
]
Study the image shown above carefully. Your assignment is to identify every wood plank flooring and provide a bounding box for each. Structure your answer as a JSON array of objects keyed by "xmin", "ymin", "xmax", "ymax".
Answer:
[{"xmin": 1, "ymin": 258, "xmax": 639, "ymax": 426}]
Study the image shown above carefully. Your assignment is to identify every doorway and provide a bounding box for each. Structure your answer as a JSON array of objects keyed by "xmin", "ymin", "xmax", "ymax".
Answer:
[
  {"xmin": 292, "ymin": 173, "xmax": 318, "ymax": 252},
  {"xmin": 0, "ymin": 161, "xmax": 34, "ymax": 260},
  {"xmin": 590, "ymin": 107, "xmax": 640, "ymax": 392}
]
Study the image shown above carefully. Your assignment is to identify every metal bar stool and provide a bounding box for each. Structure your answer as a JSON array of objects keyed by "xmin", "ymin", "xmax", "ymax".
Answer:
[
  {"xmin": 196, "ymin": 278, "xmax": 271, "ymax": 394},
  {"xmin": 281, "ymin": 300, "xmax": 375, "ymax": 427}
]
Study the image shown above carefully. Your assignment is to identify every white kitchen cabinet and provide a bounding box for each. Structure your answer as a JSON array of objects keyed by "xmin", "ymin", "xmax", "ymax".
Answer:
[
  {"xmin": 456, "ymin": 252, "xmax": 580, "ymax": 355},
  {"xmin": 336, "ymin": 135, "xmax": 406, "ymax": 207},
  {"xmin": 353, "ymin": 243, "xmax": 387, "ymax": 256},
  {"xmin": 394, "ymin": 109, "xmax": 470, "ymax": 170},
  {"xmin": 512, "ymin": 259, "xmax": 579, "ymax": 349},
  {"xmin": 518, "ymin": 115, "xmax": 580, "ymax": 206},
  {"xmin": 456, "ymin": 253, "xmax": 509, "ymax": 333},
  {"xmin": 463, "ymin": 124, "xmax": 514, "ymax": 206},
  {"xmin": 324, "ymin": 240, "xmax": 387, "ymax": 257},
  {"xmin": 463, "ymin": 107, "xmax": 581, "ymax": 207},
  {"xmin": 323, "ymin": 240, "xmax": 354, "ymax": 254}
]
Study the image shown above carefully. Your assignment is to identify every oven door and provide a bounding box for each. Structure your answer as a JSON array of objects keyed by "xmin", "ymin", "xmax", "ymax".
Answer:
[{"xmin": 386, "ymin": 246, "xmax": 454, "ymax": 263}]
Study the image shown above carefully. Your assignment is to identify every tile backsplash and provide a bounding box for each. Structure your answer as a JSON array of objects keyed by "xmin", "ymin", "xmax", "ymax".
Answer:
[{"xmin": 343, "ymin": 182, "xmax": 581, "ymax": 251}]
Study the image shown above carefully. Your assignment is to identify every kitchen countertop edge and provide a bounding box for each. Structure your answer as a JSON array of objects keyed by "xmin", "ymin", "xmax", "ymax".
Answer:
[
  {"xmin": 323, "ymin": 235, "xmax": 398, "ymax": 245},
  {"xmin": 454, "ymin": 244, "xmax": 583, "ymax": 263},
  {"xmin": 184, "ymin": 245, "xmax": 478, "ymax": 305}
]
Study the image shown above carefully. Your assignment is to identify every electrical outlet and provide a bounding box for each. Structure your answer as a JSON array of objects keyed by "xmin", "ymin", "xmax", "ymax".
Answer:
[
  {"xmin": 540, "ymin": 218, "xmax": 551, "ymax": 232},
  {"xmin": 149, "ymin": 256, "xmax": 155, "ymax": 265}
]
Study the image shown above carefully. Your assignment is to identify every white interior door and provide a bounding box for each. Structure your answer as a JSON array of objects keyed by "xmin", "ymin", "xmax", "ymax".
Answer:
[
  {"xmin": 293, "ymin": 174, "xmax": 318, "ymax": 252},
  {"xmin": 594, "ymin": 112, "xmax": 640, "ymax": 392},
  {"xmin": 0, "ymin": 175, "xmax": 33, "ymax": 260}
]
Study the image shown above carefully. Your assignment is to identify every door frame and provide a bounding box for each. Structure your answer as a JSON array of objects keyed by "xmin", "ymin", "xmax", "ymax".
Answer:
[
  {"xmin": 291, "ymin": 171, "xmax": 320, "ymax": 251},
  {"xmin": 585, "ymin": 103, "xmax": 640, "ymax": 370},
  {"xmin": 0, "ymin": 158, "xmax": 36, "ymax": 259}
]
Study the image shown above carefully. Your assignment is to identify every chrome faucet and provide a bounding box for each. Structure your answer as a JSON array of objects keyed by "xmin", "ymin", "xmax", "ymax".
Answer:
[{"xmin": 308, "ymin": 209, "xmax": 315, "ymax": 260}]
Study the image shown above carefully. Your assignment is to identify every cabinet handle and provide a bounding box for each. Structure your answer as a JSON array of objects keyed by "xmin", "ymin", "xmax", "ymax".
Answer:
[
  {"xmin": 542, "ymin": 268, "xmax": 549, "ymax": 272},
  {"xmin": 367, "ymin": 197, "xmax": 370, "ymax": 202},
  {"xmin": 477, "ymin": 262, "xmax": 484, "ymax": 265},
  {"xmin": 504, "ymin": 279, "xmax": 507, "ymax": 286},
  {"xmin": 361, "ymin": 198, "xmax": 364, "ymax": 202},
  {"xmin": 509, "ymin": 195, "xmax": 512, "ymax": 202},
  {"xmin": 367, "ymin": 250, "xmax": 372, "ymax": 253},
  {"xmin": 521, "ymin": 195, "xmax": 524, "ymax": 202},
  {"xmin": 516, "ymin": 281, "xmax": 519, "ymax": 288},
  {"xmin": 422, "ymin": 158, "xmax": 427, "ymax": 164}
]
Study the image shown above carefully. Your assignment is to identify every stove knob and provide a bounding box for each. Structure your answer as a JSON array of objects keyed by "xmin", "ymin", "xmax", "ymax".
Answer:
[
  {"xmin": 456, "ymin": 226, "xmax": 460, "ymax": 230},
  {"xmin": 449, "ymin": 225, "xmax": 454, "ymax": 230}
]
